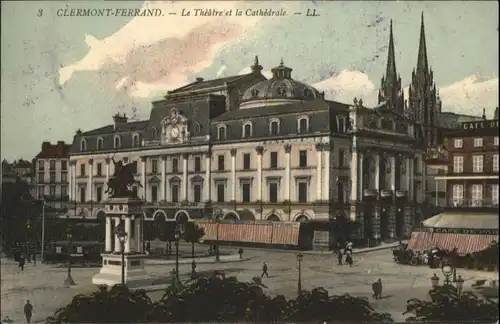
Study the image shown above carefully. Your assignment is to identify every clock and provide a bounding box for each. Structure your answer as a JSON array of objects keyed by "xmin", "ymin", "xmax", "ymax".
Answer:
[{"xmin": 170, "ymin": 126, "xmax": 180, "ymax": 138}]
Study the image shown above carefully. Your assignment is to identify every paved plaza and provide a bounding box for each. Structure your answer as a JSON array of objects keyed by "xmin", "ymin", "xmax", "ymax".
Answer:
[{"xmin": 2, "ymin": 247, "xmax": 498, "ymax": 323}]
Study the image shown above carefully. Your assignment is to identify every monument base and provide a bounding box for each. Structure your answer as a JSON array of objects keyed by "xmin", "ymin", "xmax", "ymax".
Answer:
[{"xmin": 92, "ymin": 253, "xmax": 152, "ymax": 288}]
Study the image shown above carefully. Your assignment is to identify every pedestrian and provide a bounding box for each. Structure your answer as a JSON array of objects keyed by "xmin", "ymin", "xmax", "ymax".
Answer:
[
  {"xmin": 19, "ymin": 255, "xmax": 25, "ymax": 271},
  {"xmin": 345, "ymin": 252, "xmax": 353, "ymax": 267},
  {"xmin": 337, "ymin": 249, "xmax": 343, "ymax": 266},
  {"xmin": 372, "ymin": 279, "xmax": 383, "ymax": 299},
  {"xmin": 345, "ymin": 241, "xmax": 353, "ymax": 255},
  {"xmin": 261, "ymin": 262, "xmax": 269, "ymax": 278},
  {"xmin": 238, "ymin": 248, "xmax": 244, "ymax": 259},
  {"xmin": 24, "ymin": 300, "xmax": 33, "ymax": 323}
]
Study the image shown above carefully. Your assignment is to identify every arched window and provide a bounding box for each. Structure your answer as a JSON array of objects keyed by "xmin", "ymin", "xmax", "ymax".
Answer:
[
  {"xmin": 242, "ymin": 122, "xmax": 252, "ymax": 138},
  {"xmin": 132, "ymin": 134, "xmax": 140, "ymax": 147},
  {"xmin": 192, "ymin": 122, "xmax": 201, "ymax": 135},
  {"xmin": 217, "ymin": 125, "xmax": 227, "ymax": 140},
  {"xmin": 297, "ymin": 117, "xmax": 309, "ymax": 133},
  {"xmin": 96, "ymin": 138, "xmax": 103, "ymax": 150},
  {"xmin": 114, "ymin": 135, "xmax": 121, "ymax": 149},
  {"xmin": 269, "ymin": 119, "xmax": 280, "ymax": 136},
  {"xmin": 80, "ymin": 139, "xmax": 87, "ymax": 151},
  {"xmin": 152, "ymin": 127, "xmax": 158, "ymax": 139}
]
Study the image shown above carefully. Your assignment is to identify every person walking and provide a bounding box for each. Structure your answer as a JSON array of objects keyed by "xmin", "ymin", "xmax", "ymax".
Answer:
[
  {"xmin": 337, "ymin": 248, "xmax": 343, "ymax": 266},
  {"xmin": 238, "ymin": 248, "xmax": 244, "ymax": 260},
  {"xmin": 19, "ymin": 255, "xmax": 25, "ymax": 271},
  {"xmin": 371, "ymin": 279, "xmax": 383, "ymax": 299},
  {"xmin": 261, "ymin": 262, "xmax": 269, "ymax": 278},
  {"xmin": 24, "ymin": 300, "xmax": 33, "ymax": 323},
  {"xmin": 345, "ymin": 250, "xmax": 353, "ymax": 267}
]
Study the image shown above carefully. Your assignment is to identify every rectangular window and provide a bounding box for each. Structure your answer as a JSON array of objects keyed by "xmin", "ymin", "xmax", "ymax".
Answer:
[
  {"xmin": 194, "ymin": 156, "xmax": 201, "ymax": 172},
  {"xmin": 38, "ymin": 172, "xmax": 44, "ymax": 183},
  {"xmin": 61, "ymin": 160, "xmax": 67, "ymax": 171},
  {"xmin": 38, "ymin": 186, "xmax": 45, "ymax": 199},
  {"xmin": 80, "ymin": 164, "xmax": 86, "ymax": 176},
  {"xmin": 216, "ymin": 184, "xmax": 225, "ymax": 202},
  {"xmin": 218, "ymin": 155, "xmax": 225, "ymax": 171},
  {"xmin": 61, "ymin": 172, "xmax": 68, "ymax": 183},
  {"xmin": 492, "ymin": 184, "xmax": 499, "ymax": 206},
  {"xmin": 50, "ymin": 186, "xmax": 57, "ymax": 197},
  {"xmin": 96, "ymin": 163, "xmax": 102, "ymax": 176},
  {"xmin": 453, "ymin": 156, "xmax": 463, "ymax": 173},
  {"xmin": 96, "ymin": 187, "xmax": 102, "ymax": 202},
  {"xmin": 80, "ymin": 187, "xmax": 86, "ymax": 203},
  {"xmin": 151, "ymin": 186, "xmax": 158, "ymax": 202},
  {"xmin": 454, "ymin": 139, "xmax": 463, "ymax": 148},
  {"xmin": 38, "ymin": 160, "xmax": 44, "ymax": 170},
  {"xmin": 452, "ymin": 184, "xmax": 463, "ymax": 205},
  {"xmin": 243, "ymin": 153, "xmax": 251, "ymax": 170},
  {"xmin": 299, "ymin": 150, "xmax": 307, "ymax": 167},
  {"xmin": 338, "ymin": 149, "xmax": 345, "ymax": 167},
  {"xmin": 473, "ymin": 137, "xmax": 483, "ymax": 147},
  {"xmin": 60, "ymin": 185, "xmax": 67, "ymax": 198},
  {"xmin": 151, "ymin": 159, "xmax": 158, "ymax": 174},
  {"xmin": 171, "ymin": 184, "xmax": 179, "ymax": 203},
  {"xmin": 49, "ymin": 160, "xmax": 56, "ymax": 170},
  {"xmin": 193, "ymin": 184, "xmax": 202, "ymax": 202},
  {"xmin": 172, "ymin": 158, "xmax": 179, "ymax": 173},
  {"xmin": 270, "ymin": 152, "xmax": 278, "ymax": 169},
  {"xmin": 472, "ymin": 155, "xmax": 483, "ymax": 173},
  {"xmin": 269, "ymin": 183, "xmax": 278, "ymax": 202},
  {"xmin": 242, "ymin": 183, "xmax": 251, "ymax": 202},
  {"xmin": 298, "ymin": 182, "xmax": 308, "ymax": 202},
  {"xmin": 49, "ymin": 173, "xmax": 56, "ymax": 183},
  {"xmin": 493, "ymin": 154, "xmax": 499, "ymax": 172},
  {"xmin": 494, "ymin": 136, "xmax": 499, "ymax": 146},
  {"xmin": 471, "ymin": 184, "xmax": 483, "ymax": 206},
  {"xmin": 132, "ymin": 186, "xmax": 138, "ymax": 198}
]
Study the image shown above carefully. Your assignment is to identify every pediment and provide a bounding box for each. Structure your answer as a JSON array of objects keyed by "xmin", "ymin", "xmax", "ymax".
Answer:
[
  {"xmin": 169, "ymin": 176, "xmax": 181, "ymax": 183},
  {"xmin": 190, "ymin": 175, "xmax": 204, "ymax": 183},
  {"xmin": 148, "ymin": 176, "xmax": 160, "ymax": 184}
]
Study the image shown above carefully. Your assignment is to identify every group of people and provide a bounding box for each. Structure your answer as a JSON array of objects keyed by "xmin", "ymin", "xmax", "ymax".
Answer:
[{"xmin": 336, "ymin": 241, "xmax": 354, "ymax": 267}]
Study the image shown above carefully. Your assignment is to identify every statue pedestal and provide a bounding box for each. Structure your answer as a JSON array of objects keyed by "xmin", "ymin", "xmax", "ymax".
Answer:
[
  {"xmin": 92, "ymin": 197, "xmax": 151, "ymax": 288},
  {"xmin": 92, "ymin": 253, "xmax": 151, "ymax": 288}
]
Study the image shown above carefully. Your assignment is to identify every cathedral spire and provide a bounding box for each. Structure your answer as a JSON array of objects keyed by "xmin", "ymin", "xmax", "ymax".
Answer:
[
  {"xmin": 416, "ymin": 12, "xmax": 429, "ymax": 73},
  {"xmin": 385, "ymin": 20, "xmax": 397, "ymax": 84}
]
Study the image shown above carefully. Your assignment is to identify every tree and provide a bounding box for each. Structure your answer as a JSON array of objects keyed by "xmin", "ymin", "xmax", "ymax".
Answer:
[
  {"xmin": 183, "ymin": 222, "xmax": 205, "ymax": 259},
  {"xmin": 404, "ymin": 285, "xmax": 499, "ymax": 322}
]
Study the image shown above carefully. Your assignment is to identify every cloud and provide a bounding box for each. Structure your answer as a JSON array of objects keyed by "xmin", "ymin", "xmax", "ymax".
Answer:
[
  {"xmin": 216, "ymin": 65, "xmax": 228, "ymax": 78},
  {"xmin": 238, "ymin": 66, "xmax": 273, "ymax": 79},
  {"xmin": 313, "ymin": 70, "xmax": 377, "ymax": 105}
]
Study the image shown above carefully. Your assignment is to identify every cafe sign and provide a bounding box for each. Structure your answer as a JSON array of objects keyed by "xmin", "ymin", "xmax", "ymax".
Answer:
[
  {"xmin": 431, "ymin": 227, "xmax": 498, "ymax": 235},
  {"xmin": 462, "ymin": 120, "xmax": 499, "ymax": 130}
]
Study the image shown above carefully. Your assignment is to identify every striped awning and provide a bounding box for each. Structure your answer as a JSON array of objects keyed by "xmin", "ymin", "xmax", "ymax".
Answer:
[
  {"xmin": 271, "ymin": 222, "xmax": 300, "ymax": 245},
  {"xmin": 408, "ymin": 231, "xmax": 498, "ymax": 255}
]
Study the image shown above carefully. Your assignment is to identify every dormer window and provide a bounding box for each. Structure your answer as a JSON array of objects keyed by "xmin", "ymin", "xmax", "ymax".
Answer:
[
  {"xmin": 152, "ymin": 127, "xmax": 158, "ymax": 139},
  {"xmin": 96, "ymin": 137, "xmax": 103, "ymax": 150},
  {"xmin": 297, "ymin": 116, "xmax": 310, "ymax": 133},
  {"xmin": 242, "ymin": 122, "xmax": 252, "ymax": 138},
  {"xmin": 132, "ymin": 134, "xmax": 140, "ymax": 147},
  {"xmin": 114, "ymin": 135, "xmax": 121, "ymax": 148},
  {"xmin": 251, "ymin": 89, "xmax": 259, "ymax": 98},
  {"xmin": 303, "ymin": 89, "xmax": 311, "ymax": 98},
  {"xmin": 217, "ymin": 125, "xmax": 227, "ymax": 140},
  {"xmin": 269, "ymin": 119, "xmax": 280, "ymax": 136},
  {"xmin": 80, "ymin": 139, "xmax": 87, "ymax": 151}
]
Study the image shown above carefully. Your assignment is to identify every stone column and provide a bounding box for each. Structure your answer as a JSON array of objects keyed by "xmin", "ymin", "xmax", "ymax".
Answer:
[
  {"xmin": 390, "ymin": 155, "xmax": 396, "ymax": 192},
  {"xmin": 87, "ymin": 159, "xmax": 94, "ymax": 202},
  {"xmin": 135, "ymin": 217, "xmax": 142, "ymax": 253},
  {"xmin": 161, "ymin": 156, "xmax": 167, "ymax": 201},
  {"xmin": 105, "ymin": 217, "xmax": 112, "ymax": 252},
  {"xmin": 374, "ymin": 152, "xmax": 380, "ymax": 192},
  {"xmin": 284, "ymin": 144, "xmax": 292, "ymax": 200},
  {"xmin": 140, "ymin": 157, "xmax": 146, "ymax": 200},
  {"xmin": 316, "ymin": 143, "xmax": 322, "ymax": 201},
  {"xmin": 358, "ymin": 151, "xmax": 364, "ymax": 200},
  {"xmin": 256, "ymin": 146, "xmax": 263, "ymax": 201},
  {"xmin": 124, "ymin": 217, "xmax": 131, "ymax": 253},
  {"xmin": 104, "ymin": 158, "xmax": 110, "ymax": 199},
  {"xmin": 350, "ymin": 149, "xmax": 358, "ymax": 202},
  {"xmin": 230, "ymin": 149, "xmax": 237, "ymax": 201},
  {"xmin": 204, "ymin": 152, "xmax": 211, "ymax": 201},
  {"xmin": 408, "ymin": 156, "xmax": 414, "ymax": 202},
  {"xmin": 114, "ymin": 217, "xmax": 121, "ymax": 253},
  {"xmin": 182, "ymin": 154, "xmax": 188, "ymax": 201},
  {"xmin": 323, "ymin": 144, "xmax": 330, "ymax": 201}
]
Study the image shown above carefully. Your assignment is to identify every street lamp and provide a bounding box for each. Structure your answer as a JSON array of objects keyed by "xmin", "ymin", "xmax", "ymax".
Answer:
[
  {"xmin": 215, "ymin": 214, "xmax": 221, "ymax": 262},
  {"xmin": 455, "ymin": 275, "xmax": 464, "ymax": 296},
  {"xmin": 115, "ymin": 226, "xmax": 128, "ymax": 285},
  {"xmin": 441, "ymin": 262, "xmax": 454, "ymax": 286},
  {"xmin": 430, "ymin": 273, "xmax": 440, "ymax": 289},
  {"xmin": 174, "ymin": 227, "xmax": 181, "ymax": 279},
  {"xmin": 296, "ymin": 253, "xmax": 303, "ymax": 296},
  {"xmin": 64, "ymin": 227, "xmax": 76, "ymax": 287},
  {"xmin": 40, "ymin": 200, "xmax": 46, "ymax": 263}
]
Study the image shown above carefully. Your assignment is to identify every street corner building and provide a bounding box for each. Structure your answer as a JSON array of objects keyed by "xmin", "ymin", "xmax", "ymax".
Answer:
[{"xmin": 61, "ymin": 16, "xmax": 486, "ymax": 250}]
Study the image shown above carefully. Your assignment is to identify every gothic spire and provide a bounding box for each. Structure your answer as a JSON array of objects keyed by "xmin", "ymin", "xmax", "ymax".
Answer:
[
  {"xmin": 385, "ymin": 20, "xmax": 397, "ymax": 84},
  {"xmin": 416, "ymin": 12, "xmax": 429, "ymax": 73}
]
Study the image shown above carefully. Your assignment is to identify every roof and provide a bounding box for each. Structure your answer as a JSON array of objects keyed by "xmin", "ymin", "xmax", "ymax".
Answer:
[
  {"xmin": 437, "ymin": 112, "xmax": 483, "ymax": 129},
  {"xmin": 168, "ymin": 74, "xmax": 248, "ymax": 94},
  {"xmin": 213, "ymin": 100, "xmax": 329, "ymax": 121},
  {"xmin": 35, "ymin": 142, "xmax": 71, "ymax": 159},
  {"xmin": 422, "ymin": 212, "xmax": 499, "ymax": 230},
  {"xmin": 80, "ymin": 120, "xmax": 149, "ymax": 136}
]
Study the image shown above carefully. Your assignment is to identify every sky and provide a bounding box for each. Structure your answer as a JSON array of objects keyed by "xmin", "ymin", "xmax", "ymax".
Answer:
[{"xmin": 1, "ymin": 1, "xmax": 498, "ymax": 161}]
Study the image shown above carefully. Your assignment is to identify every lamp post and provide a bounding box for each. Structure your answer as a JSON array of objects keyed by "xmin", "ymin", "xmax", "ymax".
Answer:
[
  {"xmin": 115, "ymin": 226, "xmax": 128, "ymax": 285},
  {"xmin": 174, "ymin": 228, "xmax": 180, "ymax": 279},
  {"xmin": 455, "ymin": 275, "xmax": 464, "ymax": 296},
  {"xmin": 64, "ymin": 227, "xmax": 76, "ymax": 287},
  {"xmin": 215, "ymin": 213, "xmax": 221, "ymax": 262},
  {"xmin": 297, "ymin": 253, "xmax": 303, "ymax": 296},
  {"xmin": 430, "ymin": 273, "xmax": 440, "ymax": 289},
  {"xmin": 441, "ymin": 262, "xmax": 454, "ymax": 286},
  {"xmin": 40, "ymin": 200, "xmax": 46, "ymax": 263}
]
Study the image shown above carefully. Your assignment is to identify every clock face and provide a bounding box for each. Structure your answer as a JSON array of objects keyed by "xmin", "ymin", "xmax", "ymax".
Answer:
[{"xmin": 170, "ymin": 126, "xmax": 180, "ymax": 138}]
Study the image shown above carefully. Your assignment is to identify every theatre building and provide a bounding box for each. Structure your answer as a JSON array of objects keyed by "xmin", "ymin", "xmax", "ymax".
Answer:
[{"xmin": 408, "ymin": 117, "xmax": 499, "ymax": 255}]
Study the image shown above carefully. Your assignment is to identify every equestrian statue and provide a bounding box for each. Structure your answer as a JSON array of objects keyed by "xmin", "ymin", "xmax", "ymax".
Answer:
[{"xmin": 105, "ymin": 157, "xmax": 142, "ymax": 198}]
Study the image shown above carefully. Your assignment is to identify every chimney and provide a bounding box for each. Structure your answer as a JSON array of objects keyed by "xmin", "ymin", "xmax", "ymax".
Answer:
[
  {"xmin": 42, "ymin": 141, "xmax": 51, "ymax": 151},
  {"xmin": 113, "ymin": 112, "xmax": 128, "ymax": 129},
  {"xmin": 57, "ymin": 141, "xmax": 66, "ymax": 155},
  {"xmin": 196, "ymin": 77, "xmax": 204, "ymax": 82}
]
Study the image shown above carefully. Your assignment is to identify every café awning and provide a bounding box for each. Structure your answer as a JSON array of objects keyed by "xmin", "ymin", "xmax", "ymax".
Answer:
[
  {"xmin": 422, "ymin": 212, "xmax": 499, "ymax": 230},
  {"xmin": 407, "ymin": 231, "xmax": 498, "ymax": 255}
]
